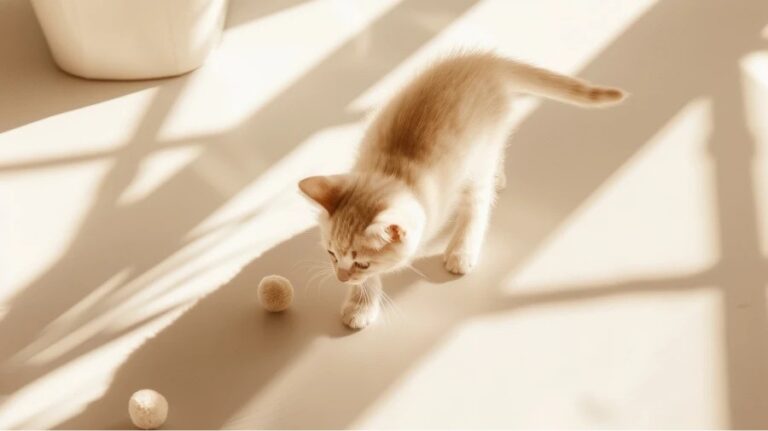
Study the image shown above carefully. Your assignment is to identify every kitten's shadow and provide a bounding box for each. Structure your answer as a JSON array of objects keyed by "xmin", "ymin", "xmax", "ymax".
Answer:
[
  {"xmin": 385, "ymin": 228, "xmax": 460, "ymax": 289},
  {"xmin": 410, "ymin": 254, "xmax": 459, "ymax": 284},
  {"xmin": 409, "ymin": 225, "xmax": 462, "ymax": 285}
]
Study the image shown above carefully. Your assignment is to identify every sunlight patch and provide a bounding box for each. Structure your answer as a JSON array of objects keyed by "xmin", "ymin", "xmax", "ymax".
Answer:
[
  {"xmin": 741, "ymin": 51, "xmax": 768, "ymax": 257},
  {"xmin": 355, "ymin": 287, "xmax": 726, "ymax": 428},
  {"xmin": 117, "ymin": 146, "xmax": 202, "ymax": 206},
  {"xmin": 502, "ymin": 98, "xmax": 717, "ymax": 293},
  {"xmin": 158, "ymin": 0, "xmax": 400, "ymax": 141}
]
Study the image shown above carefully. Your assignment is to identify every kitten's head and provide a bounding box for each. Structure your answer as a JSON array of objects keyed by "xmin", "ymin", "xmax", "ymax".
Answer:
[{"xmin": 299, "ymin": 174, "xmax": 425, "ymax": 285}]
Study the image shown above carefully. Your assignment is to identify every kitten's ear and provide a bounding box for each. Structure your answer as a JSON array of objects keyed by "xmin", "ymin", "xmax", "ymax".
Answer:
[
  {"xmin": 298, "ymin": 175, "xmax": 348, "ymax": 214},
  {"xmin": 365, "ymin": 222, "xmax": 406, "ymax": 248},
  {"xmin": 385, "ymin": 224, "xmax": 405, "ymax": 242}
]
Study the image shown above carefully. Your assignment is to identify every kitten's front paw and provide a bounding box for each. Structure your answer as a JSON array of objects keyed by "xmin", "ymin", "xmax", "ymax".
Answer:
[
  {"xmin": 443, "ymin": 250, "xmax": 478, "ymax": 275},
  {"xmin": 341, "ymin": 301, "xmax": 380, "ymax": 329}
]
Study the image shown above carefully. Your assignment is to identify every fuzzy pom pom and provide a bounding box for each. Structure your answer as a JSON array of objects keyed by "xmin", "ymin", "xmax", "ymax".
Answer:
[
  {"xmin": 258, "ymin": 275, "xmax": 294, "ymax": 312},
  {"xmin": 129, "ymin": 389, "xmax": 168, "ymax": 430}
]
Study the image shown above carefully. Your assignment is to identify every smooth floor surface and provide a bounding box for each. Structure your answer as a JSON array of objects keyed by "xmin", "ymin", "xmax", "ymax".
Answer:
[{"xmin": 2, "ymin": 0, "xmax": 768, "ymax": 429}]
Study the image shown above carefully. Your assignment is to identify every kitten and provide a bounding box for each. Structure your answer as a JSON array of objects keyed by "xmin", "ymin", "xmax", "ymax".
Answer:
[{"xmin": 299, "ymin": 52, "xmax": 626, "ymax": 329}]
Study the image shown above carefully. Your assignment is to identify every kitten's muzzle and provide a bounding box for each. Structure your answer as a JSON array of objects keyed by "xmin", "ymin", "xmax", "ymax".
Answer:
[
  {"xmin": 337, "ymin": 268, "xmax": 366, "ymax": 285},
  {"xmin": 336, "ymin": 268, "xmax": 351, "ymax": 282}
]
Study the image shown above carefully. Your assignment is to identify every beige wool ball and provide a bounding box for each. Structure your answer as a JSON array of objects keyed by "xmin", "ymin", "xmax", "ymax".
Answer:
[
  {"xmin": 258, "ymin": 275, "xmax": 294, "ymax": 312},
  {"xmin": 128, "ymin": 389, "xmax": 168, "ymax": 430}
]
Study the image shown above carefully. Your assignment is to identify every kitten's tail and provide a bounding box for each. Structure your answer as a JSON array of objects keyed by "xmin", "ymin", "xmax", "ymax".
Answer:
[{"xmin": 500, "ymin": 58, "xmax": 627, "ymax": 108}]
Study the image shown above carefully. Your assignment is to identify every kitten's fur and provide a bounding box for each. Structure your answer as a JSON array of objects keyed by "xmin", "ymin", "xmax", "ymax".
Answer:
[{"xmin": 299, "ymin": 52, "xmax": 626, "ymax": 329}]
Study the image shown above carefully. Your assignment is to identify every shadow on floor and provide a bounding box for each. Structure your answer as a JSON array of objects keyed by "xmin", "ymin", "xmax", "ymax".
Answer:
[
  {"xmin": 5, "ymin": 0, "xmax": 768, "ymax": 429},
  {"xmin": 0, "ymin": 0, "xmax": 480, "ymax": 429},
  {"xmin": 57, "ymin": 228, "xmax": 352, "ymax": 429}
]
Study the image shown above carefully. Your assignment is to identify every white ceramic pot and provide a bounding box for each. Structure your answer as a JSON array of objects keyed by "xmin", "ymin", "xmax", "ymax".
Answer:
[{"xmin": 30, "ymin": 0, "xmax": 227, "ymax": 80}]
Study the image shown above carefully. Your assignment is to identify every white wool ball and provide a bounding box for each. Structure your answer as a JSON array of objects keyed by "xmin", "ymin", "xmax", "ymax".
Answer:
[
  {"xmin": 129, "ymin": 389, "xmax": 168, "ymax": 430},
  {"xmin": 258, "ymin": 275, "xmax": 294, "ymax": 312}
]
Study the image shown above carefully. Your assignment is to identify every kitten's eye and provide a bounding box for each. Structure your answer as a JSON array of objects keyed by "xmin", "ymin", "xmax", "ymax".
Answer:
[
  {"xmin": 327, "ymin": 250, "xmax": 337, "ymax": 262},
  {"xmin": 354, "ymin": 261, "xmax": 370, "ymax": 270}
]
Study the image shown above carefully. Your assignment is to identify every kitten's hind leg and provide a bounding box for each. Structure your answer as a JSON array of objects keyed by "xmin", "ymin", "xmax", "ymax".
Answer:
[
  {"xmin": 444, "ymin": 175, "xmax": 496, "ymax": 275},
  {"xmin": 341, "ymin": 276, "xmax": 382, "ymax": 329}
]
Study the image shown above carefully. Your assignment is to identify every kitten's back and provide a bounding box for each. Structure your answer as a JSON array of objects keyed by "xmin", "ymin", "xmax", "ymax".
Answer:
[
  {"xmin": 359, "ymin": 54, "xmax": 509, "ymax": 177},
  {"xmin": 356, "ymin": 52, "xmax": 627, "ymax": 183}
]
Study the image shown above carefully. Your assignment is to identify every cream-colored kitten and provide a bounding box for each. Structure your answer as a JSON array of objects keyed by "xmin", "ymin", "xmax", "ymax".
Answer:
[{"xmin": 299, "ymin": 52, "xmax": 626, "ymax": 329}]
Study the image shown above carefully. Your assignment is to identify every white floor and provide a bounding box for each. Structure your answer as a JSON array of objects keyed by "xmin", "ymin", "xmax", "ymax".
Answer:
[{"xmin": 2, "ymin": 0, "xmax": 768, "ymax": 429}]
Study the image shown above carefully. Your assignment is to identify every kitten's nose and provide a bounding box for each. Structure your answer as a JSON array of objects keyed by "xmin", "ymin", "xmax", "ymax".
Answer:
[{"xmin": 336, "ymin": 268, "xmax": 351, "ymax": 282}]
